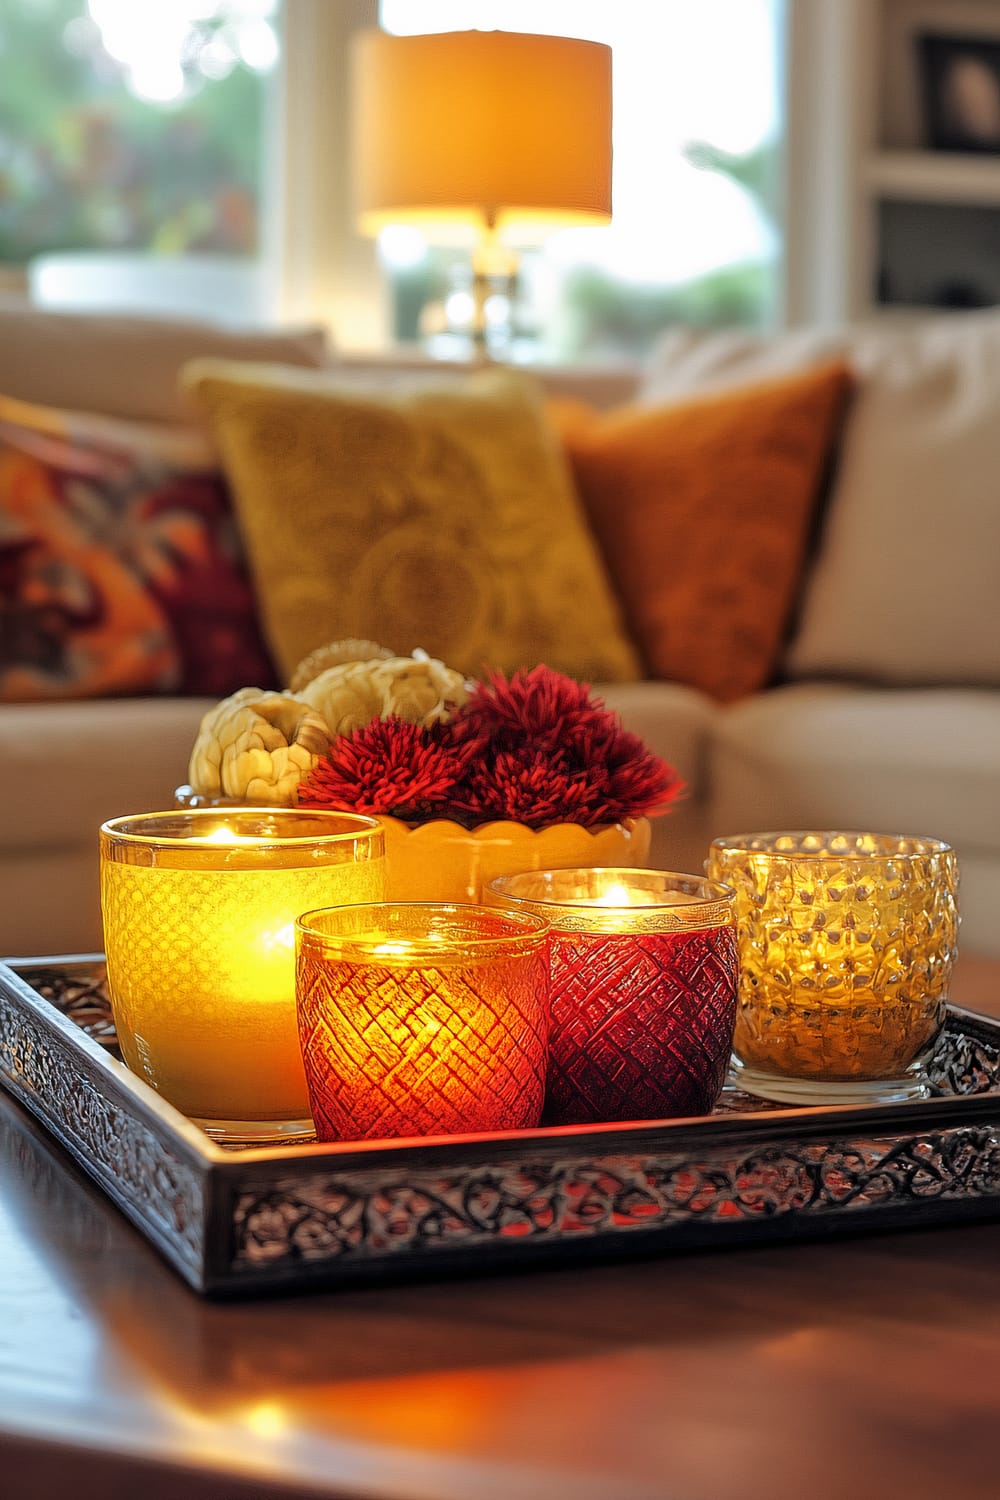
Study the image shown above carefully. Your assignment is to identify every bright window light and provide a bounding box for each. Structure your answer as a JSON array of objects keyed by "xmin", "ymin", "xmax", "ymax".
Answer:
[
  {"xmin": 0, "ymin": 0, "xmax": 281, "ymax": 312},
  {"xmin": 379, "ymin": 0, "xmax": 784, "ymax": 360}
]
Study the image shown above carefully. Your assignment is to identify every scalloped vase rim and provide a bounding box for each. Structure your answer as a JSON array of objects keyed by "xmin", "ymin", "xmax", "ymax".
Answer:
[{"xmin": 376, "ymin": 815, "xmax": 649, "ymax": 838}]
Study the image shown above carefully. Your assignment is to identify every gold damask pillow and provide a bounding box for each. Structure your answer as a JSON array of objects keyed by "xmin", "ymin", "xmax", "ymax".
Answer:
[{"xmin": 182, "ymin": 362, "xmax": 640, "ymax": 683}]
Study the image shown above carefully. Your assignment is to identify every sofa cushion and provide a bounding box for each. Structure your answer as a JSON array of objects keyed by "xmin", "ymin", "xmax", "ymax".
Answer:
[
  {"xmin": 556, "ymin": 363, "xmax": 853, "ymax": 702},
  {"xmin": 640, "ymin": 322, "xmax": 854, "ymax": 403},
  {"xmin": 0, "ymin": 696, "xmax": 214, "ymax": 957},
  {"xmin": 183, "ymin": 361, "xmax": 641, "ymax": 685},
  {"xmin": 0, "ymin": 298, "xmax": 328, "ymax": 425},
  {"xmin": 0, "ymin": 394, "xmax": 276, "ymax": 701},
  {"xmin": 640, "ymin": 310, "xmax": 1000, "ymax": 689},
  {"xmin": 0, "ymin": 696, "xmax": 213, "ymax": 854},
  {"xmin": 786, "ymin": 315, "xmax": 1000, "ymax": 687},
  {"xmin": 323, "ymin": 352, "xmax": 641, "ymax": 411},
  {"xmin": 708, "ymin": 682, "xmax": 1000, "ymax": 858},
  {"xmin": 598, "ymin": 678, "xmax": 718, "ymax": 875}
]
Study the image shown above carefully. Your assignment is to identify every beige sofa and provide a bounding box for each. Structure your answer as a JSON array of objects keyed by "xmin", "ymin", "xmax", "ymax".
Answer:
[{"xmin": 1, "ymin": 304, "xmax": 997, "ymax": 959}]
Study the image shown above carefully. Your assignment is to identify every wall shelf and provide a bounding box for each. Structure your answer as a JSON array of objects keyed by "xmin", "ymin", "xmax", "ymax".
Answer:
[
  {"xmin": 784, "ymin": 0, "xmax": 1000, "ymax": 322},
  {"xmin": 864, "ymin": 149, "xmax": 1000, "ymax": 206}
]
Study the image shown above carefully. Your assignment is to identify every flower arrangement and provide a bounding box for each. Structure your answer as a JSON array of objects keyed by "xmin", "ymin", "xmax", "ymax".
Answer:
[
  {"xmin": 185, "ymin": 641, "xmax": 683, "ymax": 831},
  {"xmin": 299, "ymin": 665, "xmax": 681, "ymax": 829}
]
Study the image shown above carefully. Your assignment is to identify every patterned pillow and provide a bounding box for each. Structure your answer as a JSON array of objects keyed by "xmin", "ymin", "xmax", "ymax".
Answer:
[
  {"xmin": 0, "ymin": 393, "xmax": 276, "ymax": 701},
  {"xmin": 182, "ymin": 362, "xmax": 641, "ymax": 685}
]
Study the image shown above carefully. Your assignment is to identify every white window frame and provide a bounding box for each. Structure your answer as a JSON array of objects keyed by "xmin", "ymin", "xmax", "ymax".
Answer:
[
  {"xmin": 781, "ymin": 0, "xmax": 872, "ymax": 327},
  {"xmin": 275, "ymin": 0, "xmax": 854, "ymax": 348},
  {"xmin": 11, "ymin": 2, "xmax": 844, "ymax": 345},
  {"xmin": 272, "ymin": 0, "xmax": 389, "ymax": 347}
]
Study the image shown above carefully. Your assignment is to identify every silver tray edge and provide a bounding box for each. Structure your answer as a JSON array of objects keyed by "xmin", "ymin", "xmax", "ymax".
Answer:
[{"xmin": 3, "ymin": 956, "xmax": 1000, "ymax": 1296}]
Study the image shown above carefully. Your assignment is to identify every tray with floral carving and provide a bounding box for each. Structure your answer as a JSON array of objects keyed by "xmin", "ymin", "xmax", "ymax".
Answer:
[{"xmin": 2, "ymin": 954, "xmax": 1000, "ymax": 1297}]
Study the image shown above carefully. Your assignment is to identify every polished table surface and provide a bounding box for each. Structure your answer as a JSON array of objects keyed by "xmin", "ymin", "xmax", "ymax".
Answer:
[{"xmin": 2, "ymin": 954, "xmax": 1000, "ymax": 1500}]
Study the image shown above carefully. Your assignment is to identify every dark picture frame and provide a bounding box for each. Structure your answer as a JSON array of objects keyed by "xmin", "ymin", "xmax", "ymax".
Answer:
[{"xmin": 919, "ymin": 32, "xmax": 1000, "ymax": 153}]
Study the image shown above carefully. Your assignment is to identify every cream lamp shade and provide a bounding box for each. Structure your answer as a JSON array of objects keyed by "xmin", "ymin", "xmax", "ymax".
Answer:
[{"xmin": 350, "ymin": 29, "xmax": 612, "ymax": 249}]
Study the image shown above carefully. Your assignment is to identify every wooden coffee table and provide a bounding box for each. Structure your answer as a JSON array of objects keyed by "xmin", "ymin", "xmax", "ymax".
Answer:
[
  {"xmin": 950, "ymin": 951, "xmax": 1000, "ymax": 1019},
  {"xmin": 1, "ymin": 953, "xmax": 998, "ymax": 1500}
]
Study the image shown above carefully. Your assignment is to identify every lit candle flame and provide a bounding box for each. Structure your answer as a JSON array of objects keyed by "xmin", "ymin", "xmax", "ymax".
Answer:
[
  {"xmin": 202, "ymin": 824, "xmax": 256, "ymax": 845},
  {"xmin": 203, "ymin": 822, "xmax": 239, "ymax": 846},
  {"xmin": 261, "ymin": 921, "xmax": 296, "ymax": 953},
  {"xmin": 370, "ymin": 932, "xmax": 448, "ymax": 959},
  {"xmin": 596, "ymin": 881, "xmax": 632, "ymax": 907}
]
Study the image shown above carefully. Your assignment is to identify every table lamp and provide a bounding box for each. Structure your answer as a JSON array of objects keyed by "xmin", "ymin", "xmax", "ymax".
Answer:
[{"xmin": 350, "ymin": 28, "xmax": 612, "ymax": 353}]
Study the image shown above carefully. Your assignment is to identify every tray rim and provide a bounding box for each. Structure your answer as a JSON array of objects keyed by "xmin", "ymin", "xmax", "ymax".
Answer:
[
  {"xmin": 7, "ymin": 953, "xmax": 1000, "ymax": 1170},
  {"xmin": 5, "ymin": 952, "xmax": 1000, "ymax": 1296}
]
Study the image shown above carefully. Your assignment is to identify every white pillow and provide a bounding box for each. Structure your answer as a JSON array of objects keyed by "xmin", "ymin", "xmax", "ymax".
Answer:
[
  {"xmin": 640, "ymin": 321, "xmax": 854, "ymax": 402},
  {"xmin": 787, "ymin": 313, "xmax": 1000, "ymax": 687},
  {"xmin": 641, "ymin": 309, "xmax": 1000, "ymax": 687},
  {"xmin": 0, "ymin": 298, "xmax": 329, "ymax": 425}
]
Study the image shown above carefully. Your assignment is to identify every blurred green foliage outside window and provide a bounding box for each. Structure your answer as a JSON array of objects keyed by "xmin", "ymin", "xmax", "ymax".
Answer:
[{"xmin": 0, "ymin": 0, "xmax": 278, "ymax": 265}]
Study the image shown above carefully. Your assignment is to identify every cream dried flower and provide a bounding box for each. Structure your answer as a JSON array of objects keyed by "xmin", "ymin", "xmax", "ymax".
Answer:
[
  {"xmin": 298, "ymin": 649, "xmax": 469, "ymax": 735},
  {"xmin": 188, "ymin": 688, "xmax": 332, "ymax": 805},
  {"xmin": 289, "ymin": 638, "xmax": 394, "ymax": 694},
  {"xmin": 295, "ymin": 661, "xmax": 389, "ymax": 737},
  {"xmin": 370, "ymin": 651, "xmax": 469, "ymax": 725}
]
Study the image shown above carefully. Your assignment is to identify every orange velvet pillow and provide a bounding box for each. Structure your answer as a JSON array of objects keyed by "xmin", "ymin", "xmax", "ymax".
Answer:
[{"xmin": 556, "ymin": 362, "xmax": 853, "ymax": 703}]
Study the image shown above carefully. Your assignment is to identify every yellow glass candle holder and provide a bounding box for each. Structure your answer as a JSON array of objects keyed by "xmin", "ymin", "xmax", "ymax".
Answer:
[
  {"xmin": 295, "ymin": 903, "xmax": 550, "ymax": 1141},
  {"xmin": 100, "ymin": 809, "xmax": 385, "ymax": 1141},
  {"xmin": 706, "ymin": 831, "xmax": 960, "ymax": 1105}
]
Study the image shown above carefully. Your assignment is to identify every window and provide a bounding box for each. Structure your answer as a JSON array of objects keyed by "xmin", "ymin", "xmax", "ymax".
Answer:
[
  {"xmin": 378, "ymin": 0, "xmax": 784, "ymax": 362},
  {"xmin": 0, "ymin": 1, "xmax": 785, "ymax": 358},
  {"xmin": 0, "ymin": 0, "xmax": 280, "ymax": 320}
]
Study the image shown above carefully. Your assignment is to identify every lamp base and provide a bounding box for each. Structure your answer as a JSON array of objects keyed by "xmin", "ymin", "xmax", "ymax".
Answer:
[
  {"xmin": 193, "ymin": 1115, "xmax": 315, "ymax": 1145},
  {"xmin": 429, "ymin": 259, "xmax": 518, "ymax": 361}
]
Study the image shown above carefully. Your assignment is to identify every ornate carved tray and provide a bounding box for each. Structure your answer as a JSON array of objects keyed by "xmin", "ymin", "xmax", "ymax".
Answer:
[{"xmin": 2, "ymin": 955, "xmax": 1000, "ymax": 1297}]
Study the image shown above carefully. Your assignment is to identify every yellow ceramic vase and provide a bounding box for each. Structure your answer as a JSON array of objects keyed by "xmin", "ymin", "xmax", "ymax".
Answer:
[
  {"xmin": 377, "ymin": 816, "xmax": 652, "ymax": 903},
  {"xmin": 176, "ymin": 788, "xmax": 653, "ymax": 905}
]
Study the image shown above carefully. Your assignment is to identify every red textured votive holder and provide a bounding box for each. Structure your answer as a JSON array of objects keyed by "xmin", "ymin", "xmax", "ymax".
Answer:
[
  {"xmin": 487, "ymin": 869, "xmax": 738, "ymax": 1125},
  {"xmin": 295, "ymin": 902, "xmax": 550, "ymax": 1141}
]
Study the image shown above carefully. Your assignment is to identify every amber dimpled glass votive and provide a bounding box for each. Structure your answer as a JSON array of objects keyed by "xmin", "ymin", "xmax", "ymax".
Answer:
[
  {"xmin": 100, "ymin": 809, "xmax": 385, "ymax": 1141},
  {"xmin": 487, "ymin": 869, "xmax": 738, "ymax": 1126},
  {"xmin": 295, "ymin": 903, "xmax": 550, "ymax": 1141},
  {"xmin": 706, "ymin": 832, "xmax": 959, "ymax": 1105}
]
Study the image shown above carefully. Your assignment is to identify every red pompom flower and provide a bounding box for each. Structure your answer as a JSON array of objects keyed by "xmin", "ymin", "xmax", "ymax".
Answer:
[
  {"xmin": 298, "ymin": 664, "xmax": 684, "ymax": 830},
  {"xmin": 298, "ymin": 716, "xmax": 476, "ymax": 822},
  {"xmin": 453, "ymin": 749, "xmax": 601, "ymax": 828},
  {"xmin": 460, "ymin": 666, "xmax": 605, "ymax": 754},
  {"xmin": 453, "ymin": 666, "xmax": 684, "ymax": 827}
]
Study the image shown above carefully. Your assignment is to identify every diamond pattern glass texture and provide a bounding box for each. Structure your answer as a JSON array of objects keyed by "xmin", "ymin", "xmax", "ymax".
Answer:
[
  {"xmin": 543, "ymin": 926, "xmax": 738, "ymax": 1124},
  {"xmin": 487, "ymin": 868, "xmax": 738, "ymax": 1125},
  {"xmin": 100, "ymin": 810, "xmax": 385, "ymax": 1133},
  {"xmin": 296, "ymin": 903, "xmax": 549, "ymax": 1141}
]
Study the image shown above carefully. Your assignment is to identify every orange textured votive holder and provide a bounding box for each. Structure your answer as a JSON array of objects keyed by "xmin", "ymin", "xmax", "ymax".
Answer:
[
  {"xmin": 706, "ymin": 831, "xmax": 960, "ymax": 1105},
  {"xmin": 295, "ymin": 903, "xmax": 550, "ymax": 1141},
  {"xmin": 100, "ymin": 809, "xmax": 385, "ymax": 1141}
]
